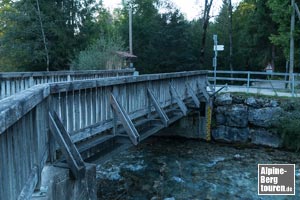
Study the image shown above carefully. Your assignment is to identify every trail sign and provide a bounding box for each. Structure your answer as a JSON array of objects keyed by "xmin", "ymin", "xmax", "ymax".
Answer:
[
  {"xmin": 212, "ymin": 34, "xmax": 224, "ymax": 92},
  {"xmin": 214, "ymin": 45, "xmax": 224, "ymax": 51}
]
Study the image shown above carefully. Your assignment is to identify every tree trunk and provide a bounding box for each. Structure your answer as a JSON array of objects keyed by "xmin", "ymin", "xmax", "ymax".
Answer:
[
  {"xmin": 289, "ymin": 0, "xmax": 295, "ymax": 89},
  {"xmin": 200, "ymin": 0, "xmax": 213, "ymax": 66},
  {"xmin": 36, "ymin": 0, "xmax": 50, "ymax": 71},
  {"xmin": 271, "ymin": 45, "xmax": 275, "ymax": 72}
]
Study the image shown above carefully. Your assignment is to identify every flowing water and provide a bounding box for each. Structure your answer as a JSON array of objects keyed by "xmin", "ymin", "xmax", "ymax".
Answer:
[{"xmin": 96, "ymin": 137, "xmax": 300, "ymax": 200}]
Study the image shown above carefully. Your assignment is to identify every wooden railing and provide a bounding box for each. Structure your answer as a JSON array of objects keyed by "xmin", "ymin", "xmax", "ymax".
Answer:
[
  {"xmin": 0, "ymin": 69, "xmax": 135, "ymax": 100},
  {"xmin": 208, "ymin": 70, "xmax": 300, "ymax": 96},
  {"xmin": 0, "ymin": 70, "xmax": 208, "ymax": 199}
]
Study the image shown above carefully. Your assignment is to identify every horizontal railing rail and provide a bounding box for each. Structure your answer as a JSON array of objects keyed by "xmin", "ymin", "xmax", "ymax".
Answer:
[
  {"xmin": 208, "ymin": 70, "xmax": 300, "ymax": 97},
  {"xmin": 0, "ymin": 70, "xmax": 208, "ymax": 199},
  {"xmin": 0, "ymin": 69, "xmax": 135, "ymax": 100}
]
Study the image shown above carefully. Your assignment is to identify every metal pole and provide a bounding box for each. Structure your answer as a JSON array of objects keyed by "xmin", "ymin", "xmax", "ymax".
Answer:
[
  {"xmin": 292, "ymin": 73, "xmax": 295, "ymax": 97},
  {"xmin": 247, "ymin": 72, "xmax": 250, "ymax": 93},
  {"xmin": 289, "ymin": 0, "xmax": 295, "ymax": 89},
  {"xmin": 129, "ymin": 6, "xmax": 133, "ymax": 55},
  {"xmin": 213, "ymin": 34, "xmax": 218, "ymax": 91}
]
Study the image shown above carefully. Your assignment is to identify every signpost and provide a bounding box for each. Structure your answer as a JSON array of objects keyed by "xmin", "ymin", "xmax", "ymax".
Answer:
[{"xmin": 213, "ymin": 34, "xmax": 224, "ymax": 91}]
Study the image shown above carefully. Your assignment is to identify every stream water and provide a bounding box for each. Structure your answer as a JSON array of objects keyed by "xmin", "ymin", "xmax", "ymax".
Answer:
[{"xmin": 96, "ymin": 137, "xmax": 300, "ymax": 200}]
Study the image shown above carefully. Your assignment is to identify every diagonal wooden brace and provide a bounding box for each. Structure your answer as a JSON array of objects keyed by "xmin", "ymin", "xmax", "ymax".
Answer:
[
  {"xmin": 198, "ymin": 81, "xmax": 210, "ymax": 102},
  {"xmin": 49, "ymin": 111, "xmax": 86, "ymax": 179},
  {"xmin": 147, "ymin": 88, "xmax": 169, "ymax": 127},
  {"xmin": 18, "ymin": 166, "xmax": 38, "ymax": 200},
  {"xmin": 185, "ymin": 82, "xmax": 200, "ymax": 108},
  {"xmin": 169, "ymin": 83, "xmax": 188, "ymax": 116},
  {"xmin": 110, "ymin": 93, "xmax": 140, "ymax": 145}
]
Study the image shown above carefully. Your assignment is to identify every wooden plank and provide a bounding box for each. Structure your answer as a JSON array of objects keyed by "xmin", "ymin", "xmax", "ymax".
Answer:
[
  {"xmin": 147, "ymin": 88, "xmax": 169, "ymax": 127},
  {"xmin": 110, "ymin": 93, "xmax": 140, "ymax": 145},
  {"xmin": 80, "ymin": 89, "xmax": 86, "ymax": 129},
  {"xmin": 0, "ymin": 69, "xmax": 135, "ymax": 79},
  {"xmin": 6, "ymin": 127, "xmax": 14, "ymax": 199},
  {"xmin": 48, "ymin": 111, "xmax": 85, "ymax": 179},
  {"xmin": 74, "ymin": 91, "xmax": 80, "ymax": 131},
  {"xmin": 49, "ymin": 71, "xmax": 208, "ymax": 93},
  {"xmin": 17, "ymin": 166, "xmax": 38, "ymax": 200},
  {"xmin": 0, "ymin": 81, "xmax": 5, "ymax": 99},
  {"xmin": 185, "ymin": 82, "xmax": 200, "ymax": 108},
  {"xmin": 70, "ymin": 107, "xmax": 150, "ymax": 143},
  {"xmin": 199, "ymin": 84, "xmax": 210, "ymax": 102},
  {"xmin": 86, "ymin": 88, "xmax": 92, "ymax": 126},
  {"xmin": 6, "ymin": 80, "xmax": 10, "ymax": 97},
  {"xmin": 169, "ymin": 83, "xmax": 188, "ymax": 116},
  {"xmin": 91, "ymin": 88, "xmax": 97, "ymax": 124},
  {"xmin": 0, "ymin": 84, "xmax": 50, "ymax": 134}
]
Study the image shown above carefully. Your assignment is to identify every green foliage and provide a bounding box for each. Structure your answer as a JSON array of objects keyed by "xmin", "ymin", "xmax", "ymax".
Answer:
[
  {"xmin": 72, "ymin": 35, "xmax": 125, "ymax": 70},
  {"xmin": 0, "ymin": 0, "xmax": 102, "ymax": 71},
  {"xmin": 275, "ymin": 100, "xmax": 300, "ymax": 151},
  {"xmin": 0, "ymin": 0, "xmax": 296, "ymax": 73},
  {"xmin": 232, "ymin": 0, "xmax": 283, "ymax": 71},
  {"xmin": 267, "ymin": 0, "xmax": 300, "ymax": 71},
  {"xmin": 116, "ymin": 0, "xmax": 209, "ymax": 74}
]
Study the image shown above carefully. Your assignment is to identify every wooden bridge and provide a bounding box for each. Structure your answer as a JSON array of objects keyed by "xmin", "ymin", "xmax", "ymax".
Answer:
[
  {"xmin": 0, "ymin": 69, "xmax": 135, "ymax": 100},
  {"xmin": 0, "ymin": 70, "xmax": 211, "ymax": 199}
]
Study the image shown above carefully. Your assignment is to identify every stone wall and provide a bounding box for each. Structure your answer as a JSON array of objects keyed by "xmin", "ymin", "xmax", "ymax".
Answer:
[
  {"xmin": 212, "ymin": 93, "xmax": 283, "ymax": 148},
  {"xmin": 32, "ymin": 163, "xmax": 97, "ymax": 200}
]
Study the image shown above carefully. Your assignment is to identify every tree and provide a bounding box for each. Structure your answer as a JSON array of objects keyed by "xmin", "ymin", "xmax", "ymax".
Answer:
[
  {"xmin": 0, "ymin": 0, "xmax": 102, "ymax": 71},
  {"xmin": 228, "ymin": 0, "xmax": 283, "ymax": 71},
  {"xmin": 72, "ymin": 35, "xmax": 125, "ymax": 70},
  {"xmin": 36, "ymin": 0, "xmax": 49, "ymax": 71},
  {"xmin": 267, "ymin": 0, "xmax": 300, "ymax": 87},
  {"xmin": 200, "ymin": 0, "xmax": 214, "ymax": 66}
]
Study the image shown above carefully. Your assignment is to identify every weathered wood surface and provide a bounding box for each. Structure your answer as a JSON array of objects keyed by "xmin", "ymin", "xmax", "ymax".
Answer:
[
  {"xmin": 147, "ymin": 88, "xmax": 169, "ymax": 127},
  {"xmin": 17, "ymin": 166, "xmax": 38, "ymax": 200},
  {"xmin": 0, "ymin": 69, "xmax": 135, "ymax": 100},
  {"xmin": 49, "ymin": 111, "xmax": 85, "ymax": 179},
  {"xmin": 0, "ymin": 100, "xmax": 49, "ymax": 200},
  {"xmin": 0, "ymin": 84, "xmax": 50, "ymax": 134},
  {"xmin": 110, "ymin": 93, "xmax": 140, "ymax": 145},
  {"xmin": 0, "ymin": 70, "xmax": 208, "ymax": 200}
]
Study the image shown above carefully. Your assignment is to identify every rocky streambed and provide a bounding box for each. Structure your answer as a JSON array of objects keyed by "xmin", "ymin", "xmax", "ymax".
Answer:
[{"xmin": 96, "ymin": 137, "xmax": 300, "ymax": 200}]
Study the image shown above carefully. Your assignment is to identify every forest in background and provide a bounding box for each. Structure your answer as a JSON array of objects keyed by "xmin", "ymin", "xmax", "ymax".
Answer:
[{"xmin": 0, "ymin": 0, "xmax": 298, "ymax": 74}]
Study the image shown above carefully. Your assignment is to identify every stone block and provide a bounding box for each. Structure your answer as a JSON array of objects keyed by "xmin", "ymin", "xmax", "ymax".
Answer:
[
  {"xmin": 250, "ymin": 129, "xmax": 282, "ymax": 148},
  {"xmin": 212, "ymin": 125, "xmax": 249, "ymax": 143},
  {"xmin": 33, "ymin": 163, "xmax": 97, "ymax": 200}
]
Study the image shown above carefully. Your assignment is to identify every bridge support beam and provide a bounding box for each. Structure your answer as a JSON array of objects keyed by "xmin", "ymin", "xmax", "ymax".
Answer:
[
  {"xmin": 185, "ymin": 82, "xmax": 200, "ymax": 108},
  {"xmin": 49, "ymin": 111, "xmax": 86, "ymax": 179},
  {"xmin": 110, "ymin": 93, "xmax": 140, "ymax": 145},
  {"xmin": 17, "ymin": 166, "xmax": 38, "ymax": 200},
  {"xmin": 198, "ymin": 82, "xmax": 210, "ymax": 102},
  {"xmin": 147, "ymin": 88, "xmax": 169, "ymax": 127},
  {"xmin": 169, "ymin": 83, "xmax": 188, "ymax": 116}
]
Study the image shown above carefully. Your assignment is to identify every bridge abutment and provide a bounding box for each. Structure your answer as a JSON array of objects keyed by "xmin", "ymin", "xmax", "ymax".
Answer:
[
  {"xmin": 33, "ymin": 163, "xmax": 97, "ymax": 200},
  {"xmin": 158, "ymin": 110, "xmax": 208, "ymax": 140}
]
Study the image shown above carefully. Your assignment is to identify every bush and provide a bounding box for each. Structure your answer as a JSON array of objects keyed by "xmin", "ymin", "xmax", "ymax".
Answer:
[
  {"xmin": 275, "ymin": 99, "xmax": 300, "ymax": 151},
  {"xmin": 72, "ymin": 35, "xmax": 125, "ymax": 70}
]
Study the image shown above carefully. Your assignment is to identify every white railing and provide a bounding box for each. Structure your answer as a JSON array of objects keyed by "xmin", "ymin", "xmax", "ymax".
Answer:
[{"xmin": 208, "ymin": 70, "xmax": 300, "ymax": 97}]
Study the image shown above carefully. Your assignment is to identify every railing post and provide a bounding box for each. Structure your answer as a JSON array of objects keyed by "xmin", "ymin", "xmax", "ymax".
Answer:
[
  {"xmin": 29, "ymin": 76, "xmax": 34, "ymax": 87},
  {"xmin": 247, "ymin": 71, "xmax": 250, "ymax": 93},
  {"xmin": 292, "ymin": 73, "xmax": 295, "ymax": 97}
]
